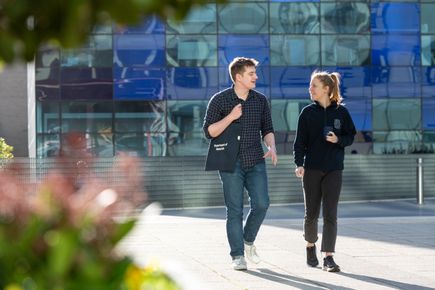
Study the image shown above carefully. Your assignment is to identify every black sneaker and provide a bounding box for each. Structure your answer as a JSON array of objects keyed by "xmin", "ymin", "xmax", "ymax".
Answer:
[
  {"xmin": 306, "ymin": 245, "xmax": 319, "ymax": 267},
  {"xmin": 323, "ymin": 256, "xmax": 340, "ymax": 272}
]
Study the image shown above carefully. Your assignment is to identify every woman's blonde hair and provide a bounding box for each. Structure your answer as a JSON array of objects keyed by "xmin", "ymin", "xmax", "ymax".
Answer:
[{"xmin": 311, "ymin": 70, "xmax": 343, "ymax": 105}]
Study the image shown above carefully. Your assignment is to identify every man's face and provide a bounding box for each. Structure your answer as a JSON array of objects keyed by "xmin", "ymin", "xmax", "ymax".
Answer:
[{"xmin": 236, "ymin": 66, "xmax": 258, "ymax": 90}]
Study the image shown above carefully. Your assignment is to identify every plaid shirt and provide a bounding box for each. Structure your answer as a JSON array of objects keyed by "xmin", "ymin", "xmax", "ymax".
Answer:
[{"xmin": 203, "ymin": 86, "xmax": 274, "ymax": 169}]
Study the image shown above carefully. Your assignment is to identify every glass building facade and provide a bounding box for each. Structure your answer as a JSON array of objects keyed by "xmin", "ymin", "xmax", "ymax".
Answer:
[{"xmin": 35, "ymin": 1, "xmax": 435, "ymax": 158}]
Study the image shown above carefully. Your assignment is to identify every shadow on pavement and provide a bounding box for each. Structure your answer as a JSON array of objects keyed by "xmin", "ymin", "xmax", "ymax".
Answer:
[
  {"xmin": 337, "ymin": 271, "xmax": 435, "ymax": 290},
  {"xmin": 245, "ymin": 268, "xmax": 353, "ymax": 290}
]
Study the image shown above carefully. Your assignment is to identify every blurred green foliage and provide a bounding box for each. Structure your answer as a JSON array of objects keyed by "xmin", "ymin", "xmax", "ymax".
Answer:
[
  {"xmin": 0, "ymin": 0, "xmax": 227, "ymax": 64},
  {"xmin": 0, "ymin": 137, "xmax": 13, "ymax": 159}
]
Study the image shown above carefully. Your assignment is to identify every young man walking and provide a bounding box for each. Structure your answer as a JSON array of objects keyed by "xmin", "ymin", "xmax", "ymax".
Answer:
[{"xmin": 203, "ymin": 57, "xmax": 277, "ymax": 270}]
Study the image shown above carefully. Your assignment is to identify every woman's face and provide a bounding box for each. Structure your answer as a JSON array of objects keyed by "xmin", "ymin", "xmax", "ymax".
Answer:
[{"xmin": 309, "ymin": 77, "xmax": 329, "ymax": 102}]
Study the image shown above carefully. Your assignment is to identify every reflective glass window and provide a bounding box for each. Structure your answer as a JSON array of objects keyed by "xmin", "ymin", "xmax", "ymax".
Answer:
[
  {"xmin": 167, "ymin": 4, "xmax": 216, "ymax": 34},
  {"xmin": 422, "ymin": 35, "xmax": 435, "ymax": 66},
  {"xmin": 93, "ymin": 23, "xmax": 112, "ymax": 34},
  {"xmin": 371, "ymin": 3, "xmax": 420, "ymax": 33},
  {"xmin": 61, "ymin": 101, "xmax": 113, "ymax": 133},
  {"xmin": 423, "ymin": 98, "xmax": 435, "ymax": 130},
  {"xmin": 270, "ymin": 67, "xmax": 314, "ymax": 99},
  {"xmin": 322, "ymin": 67, "xmax": 371, "ymax": 98},
  {"xmin": 36, "ymin": 46, "xmax": 60, "ymax": 68},
  {"xmin": 167, "ymin": 67, "xmax": 218, "ymax": 100},
  {"xmin": 274, "ymin": 131, "xmax": 296, "ymax": 155},
  {"xmin": 166, "ymin": 35, "xmax": 217, "ymax": 67},
  {"xmin": 60, "ymin": 67, "xmax": 113, "ymax": 100},
  {"xmin": 114, "ymin": 16, "xmax": 165, "ymax": 34},
  {"xmin": 36, "ymin": 67, "xmax": 60, "ymax": 101},
  {"xmin": 37, "ymin": 101, "xmax": 60, "ymax": 133},
  {"xmin": 167, "ymin": 100, "xmax": 208, "ymax": 156},
  {"xmin": 372, "ymin": 99, "xmax": 421, "ymax": 131},
  {"xmin": 372, "ymin": 66, "xmax": 421, "ymax": 98},
  {"xmin": 218, "ymin": 66, "xmax": 270, "ymax": 97},
  {"xmin": 321, "ymin": 3, "xmax": 370, "ymax": 34},
  {"xmin": 373, "ymin": 131, "xmax": 422, "ymax": 154},
  {"xmin": 322, "ymin": 35, "xmax": 370, "ymax": 66},
  {"xmin": 269, "ymin": 3, "xmax": 319, "ymax": 34},
  {"xmin": 114, "ymin": 67, "xmax": 165, "ymax": 100},
  {"xmin": 422, "ymin": 67, "xmax": 435, "ymax": 97},
  {"xmin": 422, "ymin": 132, "xmax": 435, "ymax": 154},
  {"xmin": 218, "ymin": 3, "xmax": 268, "ymax": 34},
  {"xmin": 346, "ymin": 131, "xmax": 373, "ymax": 155},
  {"xmin": 114, "ymin": 101, "xmax": 165, "ymax": 133},
  {"xmin": 344, "ymin": 98, "xmax": 372, "ymax": 131},
  {"xmin": 61, "ymin": 35, "xmax": 112, "ymax": 67},
  {"xmin": 219, "ymin": 35, "xmax": 269, "ymax": 66},
  {"xmin": 36, "ymin": 134, "xmax": 60, "ymax": 157},
  {"xmin": 115, "ymin": 133, "xmax": 166, "ymax": 157},
  {"xmin": 271, "ymin": 99, "xmax": 311, "ymax": 131},
  {"xmin": 372, "ymin": 35, "xmax": 420, "ymax": 66},
  {"xmin": 422, "ymin": 4, "xmax": 435, "ymax": 34},
  {"xmin": 113, "ymin": 34, "xmax": 165, "ymax": 67},
  {"xmin": 59, "ymin": 132, "xmax": 114, "ymax": 157},
  {"xmin": 270, "ymin": 35, "xmax": 319, "ymax": 66}
]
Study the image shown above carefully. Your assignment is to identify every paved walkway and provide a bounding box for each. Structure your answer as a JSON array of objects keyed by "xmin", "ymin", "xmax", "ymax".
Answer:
[{"xmin": 121, "ymin": 199, "xmax": 435, "ymax": 290}]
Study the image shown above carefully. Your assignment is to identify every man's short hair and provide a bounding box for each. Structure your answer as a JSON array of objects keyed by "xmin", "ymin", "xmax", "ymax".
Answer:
[{"xmin": 228, "ymin": 57, "xmax": 258, "ymax": 83}]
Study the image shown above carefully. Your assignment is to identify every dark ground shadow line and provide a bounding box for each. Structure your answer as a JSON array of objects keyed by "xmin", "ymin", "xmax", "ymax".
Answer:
[
  {"xmin": 244, "ymin": 268, "xmax": 354, "ymax": 290},
  {"xmin": 337, "ymin": 272, "xmax": 435, "ymax": 290}
]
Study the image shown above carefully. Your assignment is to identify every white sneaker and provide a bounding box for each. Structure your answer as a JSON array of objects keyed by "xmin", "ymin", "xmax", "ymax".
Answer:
[
  {"xmin": 244, "ymin": 243, "xmax": 261, "ymax": 264},
  {"xmin": 231, "ymin": 256, "xmax": 247, "ymax": 270}
]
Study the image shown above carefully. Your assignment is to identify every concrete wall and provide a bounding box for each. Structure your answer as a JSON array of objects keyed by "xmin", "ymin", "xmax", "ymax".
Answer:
[{"xmin": 0, "ymin": 63, "xmax": 28, "ymax": 157}]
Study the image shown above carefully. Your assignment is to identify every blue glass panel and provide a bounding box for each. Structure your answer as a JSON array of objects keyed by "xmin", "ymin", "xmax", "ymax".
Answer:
[
  {"xmin": 114, "ymin": 67, "xmax": 165, "ymax": 100},
  {"xmin": 36, "ymin": 67, "xmax": 60, "ymax": 101},
  {"xmin": 372, "ymin": 66, "xmax": 421, "ymax": 98},
  {"xmin": 271, "ymin": 0, "xmax": 319, "ymax": 2},
  {"xmin": 372, "ymin": 35, "xmax": 420, "ymax": 66},
  {"xmin": 61, "ymin": 101, "xmax": 113, "ymax": 133},
  {"xmin": 218, "ymin": 66, "xmax": 270, "ymax": 97},
  {"xmin": 114, "ymin": 16, "xmax": 165, "ymax": 34},
  {"xmin": 270, "ymin": 67, "xmax": 315, "ymax": 99},
  {"xmin": 166, "ymin": 35, "xmax": 217, "ymax": 66},
  {"xmin": 344, "ymin": 98, "xmax": 372, "ymax": 131},
  {"xmin": 36, "ymin": 134, "xmax": 60, "ymax": 157},
  {"xmin": 421, "ymin": 35, "xmax": 435, "ymax": 66},
  {"xmin": 270, "ymin": 3, "xmax": 319, "ymax": 34},
  {"xmin": 422, "ymin": 67, "xmax": 435, "ymax": 98},
  {"xmin": 321, "ymin": 3, "xmax": 370, "ymax": 34},
  {"xmin": 373, "ymin": 99, "xmax": 421, "ymax": 130},
  {"xmin": 113, "ymin": 34, "xmax": 165, "ymax": 67},
  {"xmin": 322, "ymin": 66, "xmax": 371, "ymax": 98},
  {"xmin": 371, "ymin": 3, "xmax": 420, "ymax": 34},
  {"xmin": 218, "ymin": 35, "xmax": 269, "ymax": 66},
  {"xmin": 166, "ymin": 4, "xmax": 216, "ymax": 34},
  {"xmin": 36, "ymin": 46, "xmax": 60, "ymax": 68},
  {"xmin": 271, "ymin": 100, "xmax": 311, "ymax": 131},
  {"xmin": 114, "ymin": 101, "xmax": 165, "ymax": 132},
  {"xmin": 37, "ymin": 101, "xmax": 60, "ymax": 133},
  {"xmin": 167, "ymin": 67, "xmax": 218, "ymax": 100},
  {"xmin": 373, "ymin": 131, "xmax": 422, "ymax": 154},
  {"xmin": 423, "ymin": 98, "xmax": 435, "ymax": 130},
  {"xmin": 218, "ymin": 3, "xmax": 268, "ymax": 34},
  {"xmin": 61, "ymin": 67, "xmax": 113, "ymax": 100},
  {"xmin": 115, "ymin": 133, "xmax": 166, "ymax": 157}
]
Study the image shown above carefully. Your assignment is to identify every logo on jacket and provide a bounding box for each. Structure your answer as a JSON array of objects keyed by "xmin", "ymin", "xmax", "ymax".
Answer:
[{"xmin": 334, "ymin": 119, "xmax": 341, "ymax": 129}]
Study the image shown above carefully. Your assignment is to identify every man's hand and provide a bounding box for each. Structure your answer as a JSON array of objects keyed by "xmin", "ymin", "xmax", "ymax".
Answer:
[
  {"xmin": 229, "ymin": 104, "xmax": 242, "ymax": 121},
  {"xmin": 263, "ymin": 147, "xmax": 278, "ymax": 166}
]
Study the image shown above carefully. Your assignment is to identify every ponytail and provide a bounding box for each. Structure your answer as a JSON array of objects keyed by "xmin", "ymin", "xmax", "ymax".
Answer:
[{"xmin": 311, "ymin": 70, "xmax": 343, "ymax": 105}]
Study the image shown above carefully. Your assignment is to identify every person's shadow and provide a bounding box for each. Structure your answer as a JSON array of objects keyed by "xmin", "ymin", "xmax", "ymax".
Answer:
[
  {"xmin": 245, "ymin": 268, "xmax": 353, "ymax": 290},
  {"xmin": 337, "ymin": 272, "xmax": 434, "ymax": 290},
  {"xmin": 245, "ymin": 268, "xmax": 433, "ymax": 290}
]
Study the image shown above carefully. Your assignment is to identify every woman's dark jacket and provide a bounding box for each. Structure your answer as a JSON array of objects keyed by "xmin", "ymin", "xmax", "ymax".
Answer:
[{"xmin": 293, "ymin": 101, "xmax": 356, "ymax": 171}]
